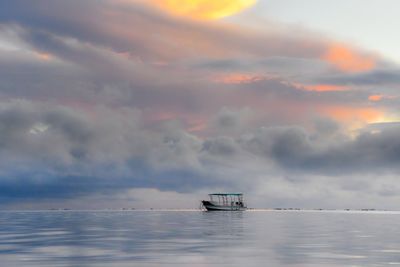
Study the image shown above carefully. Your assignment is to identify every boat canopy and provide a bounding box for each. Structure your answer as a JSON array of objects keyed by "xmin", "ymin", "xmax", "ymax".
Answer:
[
  {"xmin": 208, "ymin": 193, "xmax": 244, "ymax": 204},
  {"xmin": 209, "ymin": 193, "xmax": 243, "ymax": 196}
]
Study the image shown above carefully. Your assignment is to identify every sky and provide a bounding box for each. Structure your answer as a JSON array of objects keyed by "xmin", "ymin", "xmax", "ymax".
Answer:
[{"xmin": 1, "ymin": 0, "xmax": 400, "ymax": 210}]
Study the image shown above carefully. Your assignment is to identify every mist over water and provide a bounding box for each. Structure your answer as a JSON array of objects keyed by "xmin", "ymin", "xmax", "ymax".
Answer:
[{"xmin": 1, "ymin": 210, "xmax": 400, "ymax": 266}]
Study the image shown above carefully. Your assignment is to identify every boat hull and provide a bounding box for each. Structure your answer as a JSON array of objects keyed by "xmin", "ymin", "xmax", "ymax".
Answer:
[{"xmin": 201, "ymin": 200, "xmax": 246, "ymax": 211}]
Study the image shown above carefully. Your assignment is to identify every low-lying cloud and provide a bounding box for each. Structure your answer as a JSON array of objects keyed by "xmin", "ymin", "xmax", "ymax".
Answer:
[{"xmin": 0, "ymin": 100, "xmax": 400, "ymax": 208}]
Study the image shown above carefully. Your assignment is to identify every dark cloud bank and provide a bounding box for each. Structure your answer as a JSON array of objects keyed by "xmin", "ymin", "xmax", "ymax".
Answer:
[{"xmin": 0, "ymin": 101, "xmax": 400, "ymax": 208}]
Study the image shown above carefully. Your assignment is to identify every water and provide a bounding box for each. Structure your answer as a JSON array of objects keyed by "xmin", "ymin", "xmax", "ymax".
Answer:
[{"xmin": 1, "ymin": 210, "xmax": 400, "ymax": 266}]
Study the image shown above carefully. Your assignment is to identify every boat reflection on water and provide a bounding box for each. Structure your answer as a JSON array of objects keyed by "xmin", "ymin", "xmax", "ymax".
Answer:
[{"xmin": 201, "ymin": 193, "xmax": 247, "ymax": 211}]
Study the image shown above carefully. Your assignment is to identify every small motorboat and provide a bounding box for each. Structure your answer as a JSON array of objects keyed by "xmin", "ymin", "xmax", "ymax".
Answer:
[{"xmin": 201, "ymin": 193, "xmax": 246, "ymax": 211}]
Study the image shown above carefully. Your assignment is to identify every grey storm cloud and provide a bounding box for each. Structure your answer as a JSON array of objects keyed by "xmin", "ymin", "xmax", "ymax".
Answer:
[
  {"xmin": 1, "ymin": 100, "xmax": 400, "ymax": 205},
  {"xmin": 240, "ymin": 125, "xmax": 400, "ymax": 174},
  {"xmin": 317, "ymin": 68, "xmax": 400, "ymax": 86},
  {"xmin": 0, "ymin": 101, "xmax": 224, "ymax": 202}
]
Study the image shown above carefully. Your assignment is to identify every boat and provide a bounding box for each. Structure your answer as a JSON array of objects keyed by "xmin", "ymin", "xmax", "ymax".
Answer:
[{"xmin": 201, "ymin": 193, "xmax": 247, "ymax": 211}]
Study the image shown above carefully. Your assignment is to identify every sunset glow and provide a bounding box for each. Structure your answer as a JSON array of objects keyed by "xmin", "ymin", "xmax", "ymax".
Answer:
[
  {"xmin": 148, "ymin": 0, "xmax": 257, "ymax": 20},
  {"xmin": 34, "ymin": 51, "xmax": 52, "ymax": 61},
  {"xmin": 323, "ymin": 44, "xmax": 376, "ymax": 73},
  {"xmin": 322, "ymin": 106, "xmax": 384, "ymax": 124},
  {"xmin": 213, "ymin": 73, "xmax": 265, "ymax": 84},
  {"xmin": 369, "ymin": 94, "xmax": 383, "ymax": 102},
  {"xmin": 303, "ymin": 84, "xmax": 348, "ymax": 92}
]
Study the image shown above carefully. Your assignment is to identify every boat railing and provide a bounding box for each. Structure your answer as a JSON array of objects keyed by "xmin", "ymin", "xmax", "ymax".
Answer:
[{"xmin": 208, "ymin": 193, "xmax": 245, "ymax": 207}]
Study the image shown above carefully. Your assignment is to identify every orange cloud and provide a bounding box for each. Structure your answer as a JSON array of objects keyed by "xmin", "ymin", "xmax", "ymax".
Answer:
[
  {"xmin": 34, "ymin": 51, "xmax": 53, "ymax": 61},
  {"xmin": 147, "ymin": 0, "xmax": 257, "ymax": 20},
  {"xmin": 303, "ymin": 84, "xmax": 347, "ymax": 92},
  {"xmin": 323, "ymin": 44, "xmax": 376, "ymax": 73},
  {"xmin": 321, "ymin": 106, "xmax": 383, "ymax": 124},
  {"xmin": 213, "ymin": 73, "xmax": 265, "ymax": 84},
  {"xmin": 368, "ymin": 95, "xmax": 383, "ymax": 102},
  {"xmin": 368, "ymin": 94, "xmax": 397, "ymax": 102},
  {"xmin": 287, "ymin": 82, "xmax": 348, "ymax": 92}
]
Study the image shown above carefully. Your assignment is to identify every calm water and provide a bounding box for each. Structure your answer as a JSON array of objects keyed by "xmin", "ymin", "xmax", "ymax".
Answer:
[{"xmin": 1, "ymin": 210, "xmax": 400, "ymax": 266}]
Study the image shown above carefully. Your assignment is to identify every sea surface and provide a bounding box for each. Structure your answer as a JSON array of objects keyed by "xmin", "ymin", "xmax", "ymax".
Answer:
[{"xmin": 1, "ymin": 210, "xmax": 400, "ymax": 266}]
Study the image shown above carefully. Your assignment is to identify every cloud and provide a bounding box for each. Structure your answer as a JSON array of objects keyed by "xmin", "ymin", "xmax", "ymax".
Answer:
[
  {"xmin": 0, "ymin": 101, "xmax": 248, "ymax": 202},
  {"xmin": 0, "ymin": 0, "xmax": 331, "ymax": 64},
  {"xmin": 368, "ymin": 94, "xmax": 398, "ymax": 103},
  {"xmin": 0, "ymin": 97, "xmax": 399, "ymax": 211},
  {"xmin": 212, "ymin": 73, "xmax": 266, "ymax": 84},
  {"xmin": 320, "ymin": 106, "xmax": 383, "ymax": 124},
  {"xmin": 323, "ymin": 43, "xmax": 376, "ymax": 73},
  {"xmin": 369, "ymin": 94, "xmax": 384, "ymax": 102},
  {"xmin": 1, "ymin": 0, "xmax": 400, "ymax": 209},
  {"xmin": 213, "ymin": 107, "xmax": 252, "ymax": 129},
  {"xmin": 317, "ymin": 68, "xmax": 400, "ymax": 86},
  {"xmin": 145, "ymin": 0, "xmax": 257, "ymax": 20},
  {"xmin": 301, "ymin": 84, "xmax": 348, "ymax": 92}
]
